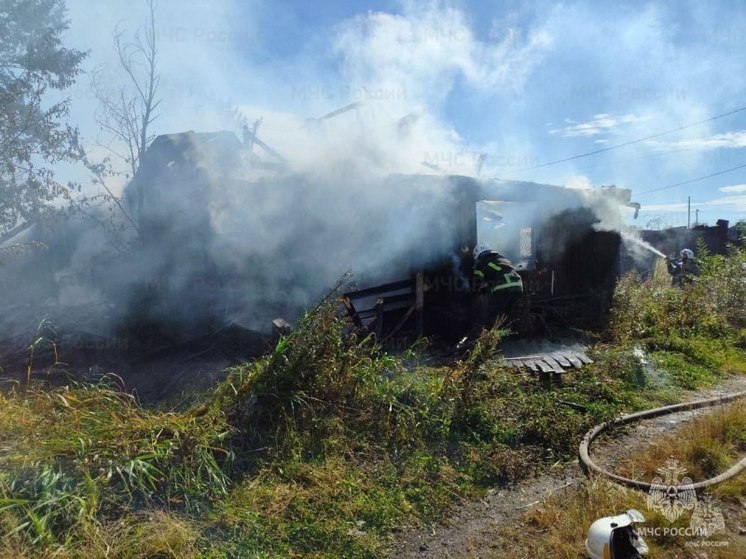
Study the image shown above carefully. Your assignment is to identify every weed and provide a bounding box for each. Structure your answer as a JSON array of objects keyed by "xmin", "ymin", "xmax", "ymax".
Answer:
[
  {"xmin": 0, "ymin": 381, "xmax": 228, "ymax": 552},
  {"xmin": 0, "ymin": 249, "xmax": 744, "ymax": 556},
  {"xmin": 650, "ymin": 351, "xmax": 716, "ymax": 389},
  {"xmin": 615, "ymin": 402, "xmax": 746, "ymax": 484},
  {"xmin": 610, "ymin": 245, "xmax": 746, "ymax": 342}
]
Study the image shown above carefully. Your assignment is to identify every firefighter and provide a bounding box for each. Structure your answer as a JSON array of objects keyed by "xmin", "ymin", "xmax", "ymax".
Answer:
[
  {"xmin": 667, "ymin": 247, "xmax": 701, "ymax": 286},
  {"xmin": 471, "ymin": 242, "xmax": 524, "ymax": 332}
]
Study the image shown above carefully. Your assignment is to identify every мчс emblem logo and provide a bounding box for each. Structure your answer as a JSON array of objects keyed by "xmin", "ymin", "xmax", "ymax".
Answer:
[{"xmin": 646, "ymin": 458, "xmax": 697, "ymax": 522}]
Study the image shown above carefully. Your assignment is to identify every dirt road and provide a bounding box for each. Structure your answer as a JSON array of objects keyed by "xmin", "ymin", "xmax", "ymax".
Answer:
[{"xmin": 387, "ymin": 376, "xmax": 746, "ymax": 558}]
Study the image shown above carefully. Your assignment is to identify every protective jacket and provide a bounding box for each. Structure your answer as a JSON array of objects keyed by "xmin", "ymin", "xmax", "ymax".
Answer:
[
  {"xmin": 667, "ymin": 257, "xmax": 701, "ymax": 286},
  {"xmin": 473, "ymin": 250, "xmax": 523, "ymax": 294}
]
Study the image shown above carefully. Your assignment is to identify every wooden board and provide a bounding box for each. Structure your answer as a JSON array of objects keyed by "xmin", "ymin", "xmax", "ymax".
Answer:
[
  {"xmin": 501, "ymin": 346, "xmax": 590, "ymax": 376},
  {"xmin": 551, "ymin": 353, "xmax": 571, "ymax": 368},
  {"xmin": 524, "ymin": 360, "xmax": 539, "ymax": 373},
  {"xmin": 577, "ymin": 352, "xmax": 594, "ymax": 365},
  {"xmin": 543, "ymin": 356, "xmax": 565, "ymax": 374},
  {"xmin": 536, "ymin": 360, "xmax": 554, "ymax": 374},
  {"xmin": 559, "ymin": 352, "xmax": 584, "ymax": 368}
]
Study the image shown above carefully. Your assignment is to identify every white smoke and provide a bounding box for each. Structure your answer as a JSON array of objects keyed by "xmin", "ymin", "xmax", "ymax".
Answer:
[
  {"xmin": 54, "ymin": 1, "xmax": 556, "ymax": 332},
  {"xmin": 1, "ymin": 1, "xmax": 646, "ymax": 339}
]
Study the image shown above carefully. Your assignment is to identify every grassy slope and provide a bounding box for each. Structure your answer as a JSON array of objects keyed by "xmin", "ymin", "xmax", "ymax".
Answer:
[{"xmin": 0, "ymin": 246, "xmax": 744, "ymax": 558}]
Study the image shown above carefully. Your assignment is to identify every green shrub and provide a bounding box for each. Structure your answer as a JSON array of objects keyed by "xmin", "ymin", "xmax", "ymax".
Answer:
[{"xmin": 610, "ymin": 245, "xmax": 746, "ymax": 342}]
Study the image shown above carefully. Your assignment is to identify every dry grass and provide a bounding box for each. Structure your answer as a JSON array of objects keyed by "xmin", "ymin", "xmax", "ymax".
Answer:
[
  {"xmin": 0, "ymin": 381, "xmax": 227, "ymax": 555},
  {"xmin": 490, "ymin": 400, "xmax": 746, "ymax": 558},
  {"xmin": 615, "ymin": 401, "xmax": 746, "ymax": 486},
  {"xmin": 0, "ymin": 510, "xmax": 199, "ymax": 559},
  {"xmin": 97, "ymin": 511, "xmax": 199, "ymax": 559}
]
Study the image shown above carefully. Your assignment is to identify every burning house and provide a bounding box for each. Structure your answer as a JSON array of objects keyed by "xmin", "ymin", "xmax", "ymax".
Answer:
[
  {"xmin": 121, "ymin": 130, "xmax": 636, "ymax": 342},
  {"xmin": 0, "ymin": 126, "xmax": 642, "ymax": 394},
  {"xmin": 343, "ymin": 177, "xmax": 635, "ymax": 341}
]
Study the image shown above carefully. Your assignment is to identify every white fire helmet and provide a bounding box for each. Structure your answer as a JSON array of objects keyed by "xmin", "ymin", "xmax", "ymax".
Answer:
[
  {"xmin": 473, "ymin": 242, "xmax": 492, "ymax": 261},
  {"xmin": 680, "ymin": 248, "xmax": 694, "ymax": 260},
  {"xmin": 585, "ymin": 509, "xmax": 649, "ymax": 559}
]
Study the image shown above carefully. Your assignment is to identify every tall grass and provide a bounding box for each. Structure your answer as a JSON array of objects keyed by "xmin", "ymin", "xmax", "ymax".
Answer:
[
  {"xmin": 0, "ymin": 380, "xmax": 228, "ymax": 554},
  {"xmin": 610, "ymin": 245, "xmax": 746, "ymax": 342},
  {"xmin": 212, "ymin": 302, "xmax": 445, "ymax": 461},
  {"xmin": 608, "ymin": 245, "xmax": 746, "ymax": 392},
  {"xmin": 0, "ymin": 246, "xmax": 744, "ymax": 557},
  {"xmin": 199, "ymin": 304, "xmax": 654, "ymax": 556},
  {"xmin": 616, "ymin": 401, "xmax": 746, "ymax": 491}
]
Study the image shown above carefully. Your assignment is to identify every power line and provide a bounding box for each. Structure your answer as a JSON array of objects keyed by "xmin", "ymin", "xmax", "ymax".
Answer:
[
  {"xmin": 514, "ymin": 105, "xmax": 746, "ymax": 172},
  {"xmin": 636, "ymin": 162, "xmax": 746, "ymax": 196},
  {"xmin": 572, "ymin": 147, "xmax": 693, "ymax": 171}
]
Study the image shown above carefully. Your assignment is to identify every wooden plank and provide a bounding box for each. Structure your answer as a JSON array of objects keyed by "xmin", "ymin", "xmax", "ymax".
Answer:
[
  {"xmin": 344, "ymin": 279, "xmax": 413, "ymax": 299},
  {"xmin": 543, "ymin": 356, "xmax": 565, "ymax": 374},
  {"xmin": 511, "ymin": 360, "xmax": 525, "ymax": 368},
  {"xmin": 524, "ymin": 360, "xmax": 539, "ymax": 373},
  {"xmin": 342, "ymin": 296, "xmax": 364, "ymax": 329},
  {"xmin": 536, "ymin": 360, "xmax": 554, "ymax": 374},
  {"xmin": 552, "ymin": 353, "xmax": 571, "ymax": 368},
  {"xmin": 560, "ymin": 352, "xmax": 584, "ymax": 368},
  {"xmin": 373, "ymin": 299, "xmax": 385, "ymax": 339},
  {"xmin": 242, "ymin": 125, "xmax": 287, "ymax": 162},
  {"xmin": 576, "ymin": 352, "xmax": 594, "ymax": 365}
]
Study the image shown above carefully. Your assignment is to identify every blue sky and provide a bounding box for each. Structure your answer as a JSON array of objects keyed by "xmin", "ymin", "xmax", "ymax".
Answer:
[{"xmin": 65, "ymin": 0, "xmax": 746, "ymax": 228}]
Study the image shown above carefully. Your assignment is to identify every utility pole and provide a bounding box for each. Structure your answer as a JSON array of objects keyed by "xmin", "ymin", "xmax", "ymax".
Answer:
[{"xmin": 687, "ymin": 196, "xmax": 691, "ymax": 229}]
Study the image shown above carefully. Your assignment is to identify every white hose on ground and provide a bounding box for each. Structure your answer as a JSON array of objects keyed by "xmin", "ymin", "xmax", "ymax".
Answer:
[{"xmin": 578, "ymin": 391, "xmax": 746, "ymax": 491}]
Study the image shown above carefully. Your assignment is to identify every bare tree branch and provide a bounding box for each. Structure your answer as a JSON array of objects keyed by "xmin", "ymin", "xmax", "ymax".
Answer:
[
  {"xmin": 91, "ymin": 0, "xmax": 160, "ymax": 179},
  {"xmin": 88, "ymin": 0, "xmax": 160, "ymax": 236}
]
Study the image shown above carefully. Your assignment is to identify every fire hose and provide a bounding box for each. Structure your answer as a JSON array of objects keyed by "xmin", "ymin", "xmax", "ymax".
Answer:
[{"xmin": 578, "ymin": 391, "xmax": 746, "ymax": 491}]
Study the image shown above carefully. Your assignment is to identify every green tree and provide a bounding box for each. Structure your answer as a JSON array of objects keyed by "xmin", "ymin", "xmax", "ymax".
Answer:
[{"xmin": 0, "ymin": 0, "xmax": 87, "ymax": 238}]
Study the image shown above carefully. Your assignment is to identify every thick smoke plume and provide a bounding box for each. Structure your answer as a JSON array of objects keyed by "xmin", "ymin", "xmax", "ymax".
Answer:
[{"xmin": 0, "ymin": 1, "xmax": 644, "ymax": 346}]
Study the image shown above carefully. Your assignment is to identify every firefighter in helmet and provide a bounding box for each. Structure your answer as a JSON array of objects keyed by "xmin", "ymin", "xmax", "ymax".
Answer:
[
  {"xmin": 471, "ymin": 242, "xmax": 524, "ymax": 332},
  {"xmin": 667, "ymin": 247, "xmax": 701, "ymax": 286}
]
